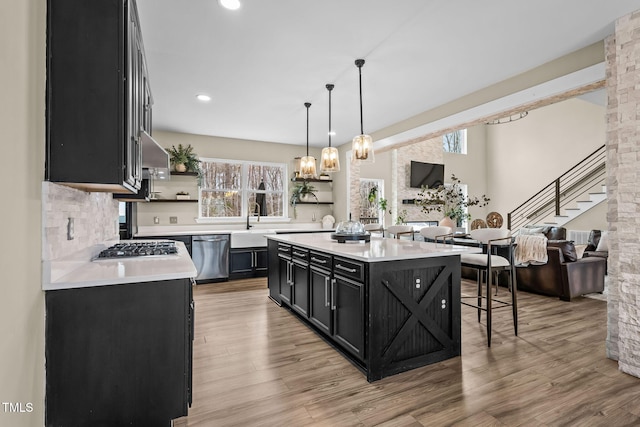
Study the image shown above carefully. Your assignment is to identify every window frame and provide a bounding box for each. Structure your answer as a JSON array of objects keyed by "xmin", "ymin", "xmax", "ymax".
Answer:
[
  {"xmin": 197, "ymin": 157, "xmax": 288, "ymax": 223},
  {"xmin": 443, "ymin": 129, "xmax": 467, "ymax": 154}
]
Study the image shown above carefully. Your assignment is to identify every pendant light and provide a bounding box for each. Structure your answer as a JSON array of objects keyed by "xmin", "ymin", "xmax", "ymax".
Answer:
[
  {"xmin": 300, "ymin": 102, "xmax": 317, "ymax": 179},
  {"xmin": 320, "ymin": 84, "xmax": 340, "ymax": 173},
  {"xmin": 352, "ymin": 59, "xmax": 374, "ymax": 163}
]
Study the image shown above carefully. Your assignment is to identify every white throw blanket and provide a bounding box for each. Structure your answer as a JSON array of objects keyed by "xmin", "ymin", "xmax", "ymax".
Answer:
[{"xmin": 515, "ymin": 234, "xmax": 548, "ymax": 266}]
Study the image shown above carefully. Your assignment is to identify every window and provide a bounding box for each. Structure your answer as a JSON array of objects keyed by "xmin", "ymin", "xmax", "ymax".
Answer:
[
  {"xmin": 443, "ymin": 129, "xmax": 467, "ymax": 154},
  {"xmin": 199, "ymin": 158, "xmax": 286, "ymax": 219}
]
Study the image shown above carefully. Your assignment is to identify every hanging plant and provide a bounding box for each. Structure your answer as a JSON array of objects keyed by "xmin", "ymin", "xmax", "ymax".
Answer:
[{"xmin": 290, "ymin": 181, "xmax": 318, "ymax": 218}]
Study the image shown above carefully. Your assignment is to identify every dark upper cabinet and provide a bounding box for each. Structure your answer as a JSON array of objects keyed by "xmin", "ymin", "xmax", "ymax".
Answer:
[{"xmin": 46, "ymin": 0, "xmax": 150, "ymax": 193}]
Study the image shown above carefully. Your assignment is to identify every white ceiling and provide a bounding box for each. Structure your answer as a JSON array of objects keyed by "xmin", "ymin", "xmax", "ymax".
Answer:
[{"xmin": 136, "ymin": 0, "xmax": 638, "ymax": 148}]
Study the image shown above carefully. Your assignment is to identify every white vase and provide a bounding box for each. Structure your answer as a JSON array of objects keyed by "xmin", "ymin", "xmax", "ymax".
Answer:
[
  {"xmin": 174, "ymin": 163, "xmax": 187, "ymax": 173},
  {"xmin": 439, "ymin": 217, "xmax": 455, "ymax": 229}
]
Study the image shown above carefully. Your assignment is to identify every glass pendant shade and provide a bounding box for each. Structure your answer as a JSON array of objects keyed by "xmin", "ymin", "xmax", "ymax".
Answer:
[
  {"xmin": 320, "ymin": 146, "xmax": 340, "ymax": 172},
  {"xmin": 352, "ymin": 134, "xmax": 374, "ymax": 162},
  {"xmin": 300, "ymin": 155, "xmax": 317, "ymax": 178},
  {"xmin": 352, "ymin": 59, "xmax": 374, "ymax": 163},
  {"xmin": 320, "ymin": 83, "xmax": 340, "ymax": 173}
]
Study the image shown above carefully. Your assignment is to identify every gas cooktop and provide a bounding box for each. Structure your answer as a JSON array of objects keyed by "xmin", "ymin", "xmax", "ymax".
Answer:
[{"xmin": 95, "ymin": 241, "xmax": 178, "ymax": 259}]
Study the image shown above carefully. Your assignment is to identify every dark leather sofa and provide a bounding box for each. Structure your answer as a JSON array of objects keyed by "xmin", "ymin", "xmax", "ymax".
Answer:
[{"xmin": 515, "ymin": 226, "xmax": 606, "ymax": 301}]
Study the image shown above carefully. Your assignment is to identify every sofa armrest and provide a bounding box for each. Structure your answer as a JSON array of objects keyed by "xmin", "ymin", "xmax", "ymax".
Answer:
[
  {"xmin": 516, "ymin": 247, "xmax": 565, "ymax": 297},
  {"xmin": 560, "ymin": 257, "xmax": 606, "ymax": 301}
]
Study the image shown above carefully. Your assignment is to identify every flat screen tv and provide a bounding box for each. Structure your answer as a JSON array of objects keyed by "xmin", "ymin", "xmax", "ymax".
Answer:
[{"xmin": 410, "ymin": 161, "xmax": 444, "ymax": 189}]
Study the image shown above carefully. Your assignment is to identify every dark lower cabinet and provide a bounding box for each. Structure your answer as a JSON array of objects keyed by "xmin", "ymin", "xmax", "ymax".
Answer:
[
  {"xmin": 45, "ymin": 278, "xmax": 193, "ymax": 426},
  {"xmin": 332, "ymin": 275, "xmax": 365, "ymax": 360},
  {"xmin": 229, "ymin": 247, "xmax": 268, "ymax": 279},
  {"xmin": 309, "ymin": 266, "xmax": 332, "ymax": 335},
  {"xmin": 291, "ymin": 260, "xmax": 309, "ymax": 317},
  {"xmin": 267, "ymin": 238, "xmax": 461, "ymax": 382}
]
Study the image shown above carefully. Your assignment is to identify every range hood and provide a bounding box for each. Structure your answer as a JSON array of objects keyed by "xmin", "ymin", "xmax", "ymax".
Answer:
[{"xmin": 140, "ymin": 131, "xmax": 170, "ymax": 180}]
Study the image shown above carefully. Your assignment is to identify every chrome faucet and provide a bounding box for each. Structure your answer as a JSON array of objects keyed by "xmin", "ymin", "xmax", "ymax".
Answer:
[{"xmin": 247, "ymin": 202, "xmax": 261, "ymax": 229}]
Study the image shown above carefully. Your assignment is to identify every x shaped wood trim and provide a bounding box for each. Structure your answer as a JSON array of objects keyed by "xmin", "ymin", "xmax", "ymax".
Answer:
[{"xmin": 380, "ymin": 265, "xmax": 453, "ymax": 363}]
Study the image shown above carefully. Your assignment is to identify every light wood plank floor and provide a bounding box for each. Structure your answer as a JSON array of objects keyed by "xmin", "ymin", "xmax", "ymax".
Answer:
[{"xmin": 175, "ymin": 278, "xmax": 640, "ymax": 427}]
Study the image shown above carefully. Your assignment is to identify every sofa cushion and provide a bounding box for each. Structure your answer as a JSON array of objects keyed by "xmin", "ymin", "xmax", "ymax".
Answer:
[
  {"xmin": 574, "ymin": 244, "xmax": 587, "ymax": 259},
  {"xmin": 586, "ymin": 229, "xmax": 601, "ymax": 251},
  {"xmin": 596, "ymin": 231, "xmax": 609, "ymax": 252},
  {"xmin": 548, "ymin": 240, "xmax": 578, "ymax": 262}
]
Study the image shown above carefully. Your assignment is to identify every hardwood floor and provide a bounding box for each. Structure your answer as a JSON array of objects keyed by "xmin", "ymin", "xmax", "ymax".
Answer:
[{"xmin": 175, "ymin": 278, "xmax": 640, "ymax": 427}]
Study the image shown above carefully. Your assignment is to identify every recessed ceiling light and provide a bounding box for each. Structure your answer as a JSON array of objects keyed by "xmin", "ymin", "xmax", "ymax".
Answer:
[
  {"xmin": 218, "ymin": 0, "xmax": 241, "ymax": 10},
  {"xmin": 196, "ymin": 94, "xmax": 211, "ymax": 102}
]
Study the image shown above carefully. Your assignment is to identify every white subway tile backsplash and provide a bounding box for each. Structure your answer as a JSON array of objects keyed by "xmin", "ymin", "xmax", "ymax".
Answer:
[{"xmin": 42, "ymin": 182, "xmax": 119, "ymax": 261}]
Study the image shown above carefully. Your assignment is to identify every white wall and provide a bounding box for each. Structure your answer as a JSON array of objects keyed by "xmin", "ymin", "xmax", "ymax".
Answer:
[
  {"xmin": 0, "ymin": 1, "xmax": 46, "ymax": 425},
  {"xmin": 137, "ymin": 130, "xmax": 333, "ymax": 227},
  {"xmin": 444, "ymin": 125, "xmax": 490, "ymax": 224},
  {"xmin": 486, "ymin": 97, "xmax": 606, "ymax": 229}
]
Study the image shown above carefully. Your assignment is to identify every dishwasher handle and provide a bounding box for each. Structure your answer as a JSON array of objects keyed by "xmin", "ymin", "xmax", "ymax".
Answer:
[{"xmin": 193, "ymin": 237, "xmax": 229, "ymax": 242}]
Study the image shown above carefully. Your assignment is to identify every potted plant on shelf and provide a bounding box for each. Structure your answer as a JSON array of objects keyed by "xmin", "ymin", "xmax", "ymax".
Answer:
[
  {"xmin": 415, "ymin": 174, "xmax": 490, "ymax": 228},
  {"xmin": 166, "ymin": 144, "xmax": 202, "ymax": 175},
  {"xmin": 290, "ymin": 181, "xmax": 318, "ymax": 218}
]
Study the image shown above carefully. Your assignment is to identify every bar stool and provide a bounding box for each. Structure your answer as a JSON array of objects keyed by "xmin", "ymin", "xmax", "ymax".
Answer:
[
  {"xmin": 386, "ymin": 225, "xmax": 414, "ymax": 239},
  {"xmin": 363, "ymin": 223, "xmax": 384, "ymax": 236},
  {"xmin": 460, "ymin": 228, "xmax": 517, "ymax": 347},
  {"xmin": 419, "ymin": 226, "xmax": 453, "ymax": 243}
]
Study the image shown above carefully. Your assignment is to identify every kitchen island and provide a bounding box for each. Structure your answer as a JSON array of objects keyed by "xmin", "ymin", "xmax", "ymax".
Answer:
[
  {"xmin": 267, "ymin": 233, "xmax": 480, "ymax": 381},
  {"xmin": 43, "ymin": 241, "xmax": 196, "ymax": 426}
]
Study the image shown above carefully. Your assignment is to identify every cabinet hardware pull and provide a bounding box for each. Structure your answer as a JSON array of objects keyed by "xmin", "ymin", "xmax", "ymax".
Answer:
[
  {"xmin": 289, "ymin": 262, "xmax": 294, "ymax": 287},
  {"xmin": 335, "ymin": 264, "xmax": 357, "ymax": 273},
  {"xmin": 293, "ymin": 251, "xmax": 306, "ymax": 257},
  {"xmin": 324, "ymin": 277, "xmax": 330, "ymax": 307},
  {"xmin": 311, "ymin": 257, "xmax": 327, "ymax": 264},
  {"xmin": 331, "ymin": 278, "xmax": 336, "ymax": 310}
]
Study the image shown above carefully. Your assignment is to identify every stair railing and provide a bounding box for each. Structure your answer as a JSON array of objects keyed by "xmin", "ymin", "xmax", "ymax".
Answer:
[{"xmin": 507, "ymin": 144, "xmax": 606, "ymax": 231}]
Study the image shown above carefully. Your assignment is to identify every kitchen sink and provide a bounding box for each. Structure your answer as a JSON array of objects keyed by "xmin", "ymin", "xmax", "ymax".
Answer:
[{"xmin": 230, "ymin": 230, "xmax": 276, "ymax": 248}]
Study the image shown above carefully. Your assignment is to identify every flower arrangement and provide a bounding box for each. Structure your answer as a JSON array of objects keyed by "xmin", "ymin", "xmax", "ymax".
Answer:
[{"xmin": 415, "ymin": 174, "xmax": 490, "ymax": 225}]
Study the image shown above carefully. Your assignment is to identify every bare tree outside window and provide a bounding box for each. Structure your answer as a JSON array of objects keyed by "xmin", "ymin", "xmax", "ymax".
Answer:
[
  {"xmin": 443, "ymin": 129, "xmax": 467, "ymax": 154},
  {"xmin": 199, "ymin": 159, "xmax": 286, "ymax": 219}
]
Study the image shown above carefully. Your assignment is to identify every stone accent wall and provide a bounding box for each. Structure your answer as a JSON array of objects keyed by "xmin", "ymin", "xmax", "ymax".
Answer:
[
  {"xmin": 394, "ymin": 136, "xmax": 444, "ymax": 223},
  {"xmin": 349, "ymin": 137, "xmax": 442, "ymax": 224},
  {"xmin": 606, "ymin": 10, "xmax": 640, "ymax": 376},
  {"xmin": 42, "ymin": 182, "xmax": 119, "ymax": 261}
]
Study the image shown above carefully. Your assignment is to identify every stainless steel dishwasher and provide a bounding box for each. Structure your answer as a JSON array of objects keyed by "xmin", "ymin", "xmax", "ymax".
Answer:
[{"xmin": 192, "ymin": 234, "xmax": 230, "ymax": 283}]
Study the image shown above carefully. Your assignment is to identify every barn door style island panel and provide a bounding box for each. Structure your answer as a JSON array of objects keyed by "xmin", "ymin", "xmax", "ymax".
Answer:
[{"xmin": 267, "ymin": 233, "xmax": 480, "ymax": 381}]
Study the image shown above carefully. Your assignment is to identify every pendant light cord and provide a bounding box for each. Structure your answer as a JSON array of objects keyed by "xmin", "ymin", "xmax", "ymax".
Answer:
[
  {"xmin": 326, "ymin": 84, "xmax": 334, "ymax": 147},
  {"xmin": 305, "ymin": 102, "xmax": 311, "ymax": 156},
  {"xmin": 356, "ymin": 59, "xmax": 365, "ymax": 135}
]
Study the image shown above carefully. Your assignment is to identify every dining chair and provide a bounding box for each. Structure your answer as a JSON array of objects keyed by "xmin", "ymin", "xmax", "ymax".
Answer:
[
  {"xmin": 419, "ymin": 226, "xmax": 453, "ymax": 243},
  {"xmin": 460, "ymin": 228, "xmax": 517, "ymax": 347},
  {"xmin": 385, "ymin": 225, "xmax": 414, "ymax": 240}
]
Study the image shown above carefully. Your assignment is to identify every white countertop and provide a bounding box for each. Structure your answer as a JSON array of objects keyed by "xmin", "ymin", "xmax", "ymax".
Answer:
[
  {"xmin": 135, "ymin": 223, "xmax": 328, "ymax": 237},
  {"xmin": 267, "ymin": 233, "xmax": 480, "ymax": 263},
  {"xmin": 43, "ymin": 241, "xmax": 197, "ymax": 291}
]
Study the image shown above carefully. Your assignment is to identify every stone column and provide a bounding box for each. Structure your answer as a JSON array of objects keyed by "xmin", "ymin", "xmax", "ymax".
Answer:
[{"xmin": 606, "ymin": 10, "xmax": 640, "ymax": 377}]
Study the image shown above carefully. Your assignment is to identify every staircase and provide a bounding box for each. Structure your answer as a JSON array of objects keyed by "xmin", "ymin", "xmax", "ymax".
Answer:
[{"xmin": 507, "ymin": 145, "xmax": 606, "ymax": 232}]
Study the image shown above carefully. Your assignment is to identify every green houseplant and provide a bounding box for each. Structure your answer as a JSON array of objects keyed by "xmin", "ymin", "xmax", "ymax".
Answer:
[
  {"xmin": 166, "ymin": 144, "xmax": 201, "ymax": 174},
  {"xmin": 415, "ymin": 174, "xmax": 490, "ymax": 226},
  {"xmin": 290, "ymin": 181, "xmax": 318, "ymax": 218}
]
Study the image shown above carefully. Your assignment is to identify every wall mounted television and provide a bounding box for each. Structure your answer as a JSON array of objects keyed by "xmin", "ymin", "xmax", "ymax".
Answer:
[{"xmin": 410, "ymin": 161, "xmax": 444, "ymax": 189}]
